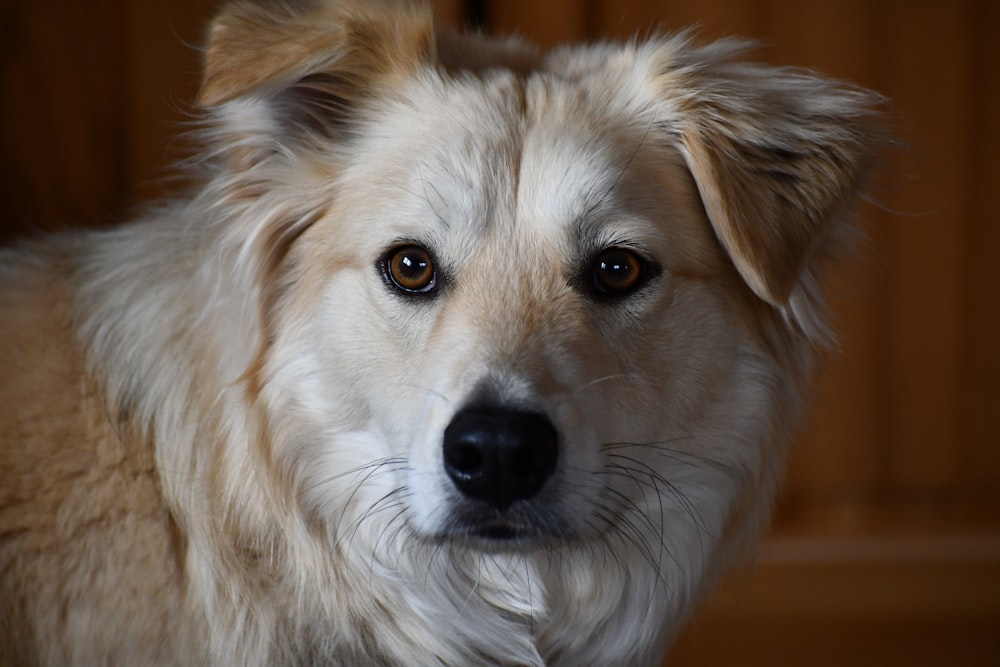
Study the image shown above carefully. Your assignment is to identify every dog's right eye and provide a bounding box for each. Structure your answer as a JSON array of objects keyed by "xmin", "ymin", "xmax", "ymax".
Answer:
[{"xmin": 381, "ymin": 244, "xmax": 438, "ymax": 295}]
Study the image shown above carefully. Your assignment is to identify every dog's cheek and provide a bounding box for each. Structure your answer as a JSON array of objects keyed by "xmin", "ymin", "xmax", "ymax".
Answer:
[{"xmin": 259, "ymin": 273, "xmax": 415, "ymax": 465}]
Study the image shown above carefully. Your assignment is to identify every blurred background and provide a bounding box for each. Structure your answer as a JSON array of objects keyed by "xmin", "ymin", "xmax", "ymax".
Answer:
[{"xmin": 2, "ymin": 1, "xmax": 997, "ymax": 664}]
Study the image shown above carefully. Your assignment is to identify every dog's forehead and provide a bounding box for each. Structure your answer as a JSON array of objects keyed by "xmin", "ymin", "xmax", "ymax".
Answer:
[
  {"xmin": 424, "ymin": 69, "xmax": 718, "ymax": 270},
  {"xmin": 334, "ymin": 65, "xmax": 721, "ymax": 276},
  {"xmin": 394, "ymin": 70, "xmax": 664, "ymax": 236},
  {"xmin": 517, "ymin": 75, "xmax": 660, "ymax": 242}
]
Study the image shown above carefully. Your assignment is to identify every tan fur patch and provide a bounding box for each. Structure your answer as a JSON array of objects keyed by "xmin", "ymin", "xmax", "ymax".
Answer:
[{"xmin": 199, "ymin": 0, "xmax": 435, "ymax": 107}]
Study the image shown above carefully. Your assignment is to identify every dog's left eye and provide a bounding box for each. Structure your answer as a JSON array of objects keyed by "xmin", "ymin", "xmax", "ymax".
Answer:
[
  {"xmin": 590, "ymin": 247, "xmax": 653, "ymax": 297},
  {"xmin": 382, "ymin": 244, "xmax": 437, "ymax": 295}
]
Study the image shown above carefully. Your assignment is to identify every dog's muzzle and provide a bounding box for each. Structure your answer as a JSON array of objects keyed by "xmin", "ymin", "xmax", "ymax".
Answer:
[{"xmin": 443, "ymin": 406, "xmax": 558, "ymax": 512}]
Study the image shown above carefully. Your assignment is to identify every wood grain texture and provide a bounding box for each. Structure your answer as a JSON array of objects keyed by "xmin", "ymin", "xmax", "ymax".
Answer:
[
  {"xmin": 1, "ymin": 1, "xmax": 128, "ymax": 238},
  {"xmin": 671, "ymin": 530, "xmax": 1000, "ymax": 666}
]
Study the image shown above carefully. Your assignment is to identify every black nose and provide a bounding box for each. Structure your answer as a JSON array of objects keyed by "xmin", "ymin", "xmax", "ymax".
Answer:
[{"xmin": 443, "ymin": 407, "xmax": 559, "ymax": 510}]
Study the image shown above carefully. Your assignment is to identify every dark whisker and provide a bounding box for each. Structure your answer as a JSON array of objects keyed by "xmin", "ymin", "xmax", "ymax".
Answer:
[{"xmin": 603, "ymin": 454, "xmax": 711, "ymax": 536}]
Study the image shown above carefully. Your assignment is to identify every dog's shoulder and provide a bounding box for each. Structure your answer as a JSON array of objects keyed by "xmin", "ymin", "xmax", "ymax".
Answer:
[{"xmin": 0, "ymin": 236, "xmax": 198, "ymax": 664}]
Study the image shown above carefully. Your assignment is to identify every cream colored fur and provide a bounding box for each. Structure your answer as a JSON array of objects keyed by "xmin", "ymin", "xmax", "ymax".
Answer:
[{"xmin": 0, "ymin": 1, "xmax": 883, "ymax": 665}]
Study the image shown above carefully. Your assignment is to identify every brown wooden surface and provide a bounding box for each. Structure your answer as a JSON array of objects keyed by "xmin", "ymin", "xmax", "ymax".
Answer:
[
  {"xmin": 2, "ymin": 1, "xmax": 998, "ymax": 664},
  {"xmin": 672, "ymin": 536, "xmax": 1000, "ymax": 666}
]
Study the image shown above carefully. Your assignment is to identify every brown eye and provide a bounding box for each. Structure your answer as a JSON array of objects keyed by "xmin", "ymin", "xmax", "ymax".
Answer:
[
  {"xmin": 383, "ymin": 244, "xmax": 437, "ymax": 294},
  {"xmin": 591, "ymin": 247, "xmax": 649, "ymax": 296}
]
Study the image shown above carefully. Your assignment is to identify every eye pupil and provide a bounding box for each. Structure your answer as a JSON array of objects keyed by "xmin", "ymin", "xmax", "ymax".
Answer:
[
  {"xmin": 385, "ymin": 244, "xmax": 436, "ymax": 294},
  {"xmin": 592, "ymin": 248, "xmax": 647, "ymax": 296}
]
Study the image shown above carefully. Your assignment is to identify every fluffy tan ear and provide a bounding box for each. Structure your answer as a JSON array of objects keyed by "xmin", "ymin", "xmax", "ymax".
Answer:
[
  {"xmin": 197, "ymin": 0, "xmax": 435, "ymax": 138},
  {"xmin": 657, "ymin": 39, "xmax": 884, "ymax": 310}
]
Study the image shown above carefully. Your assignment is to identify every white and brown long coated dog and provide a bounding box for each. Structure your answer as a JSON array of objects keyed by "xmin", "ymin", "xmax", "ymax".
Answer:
[{"xmin": 0, "ymin": 1, "xmax": 884, "ymax": 665}]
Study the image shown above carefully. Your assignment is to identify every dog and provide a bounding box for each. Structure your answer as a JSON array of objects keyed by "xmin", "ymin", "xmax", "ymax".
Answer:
[{"xmin": 0, "ymin": 1, "xmax": 884, "ymax": 665}]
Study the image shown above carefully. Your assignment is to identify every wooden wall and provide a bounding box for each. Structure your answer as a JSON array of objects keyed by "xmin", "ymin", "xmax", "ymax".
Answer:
[{"xmin": 2, "ymin": 1, "xmax": 998, "ymax": 664}]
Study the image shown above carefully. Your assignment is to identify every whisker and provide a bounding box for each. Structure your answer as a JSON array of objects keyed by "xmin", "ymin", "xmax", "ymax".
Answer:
[
  {"xmin": 603, "ymin": 454, "xmax": 712, "ymax": 538},
  {"xmin": 325, "ymin": 457, "xmax": 408, "ymax": 544},
  {"xmin": 601, "ymin": 438, "xmax": 729, "ymax": 470},
  {"xmin": 573, "ymin": 373, "xmax": 632, "ymax": 394}
]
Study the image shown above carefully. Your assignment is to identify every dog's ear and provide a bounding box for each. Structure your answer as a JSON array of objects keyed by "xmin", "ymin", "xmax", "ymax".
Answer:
[
  {"xmin": 197, "ymin": 0, "xmax": 435, "ymax": 149},
  {"xmin": 655, "ymin": 39, "xmax": 884, "ymax": 316}
]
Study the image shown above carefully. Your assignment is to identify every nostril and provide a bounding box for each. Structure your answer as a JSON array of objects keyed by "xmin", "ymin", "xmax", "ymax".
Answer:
[
  {"xmin": 445, "ymin": 442, "xmax": 484, "ymax": 482},
  {"xmin": 443, "ymin": 407, "xmax": 558, "ymax": 510}
]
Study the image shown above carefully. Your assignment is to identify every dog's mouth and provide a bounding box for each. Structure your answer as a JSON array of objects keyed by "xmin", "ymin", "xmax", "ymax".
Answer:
[
  {"xmin": 435, "ymin": 502, "xmax": 577, "ymax": 551},
  {"xmin": 469, "ymin": 521, "xmax": 520, "ymax": 541},
  {"xmin": 445, "ymin": 524, "xmax": 547, "ymax": 549}
]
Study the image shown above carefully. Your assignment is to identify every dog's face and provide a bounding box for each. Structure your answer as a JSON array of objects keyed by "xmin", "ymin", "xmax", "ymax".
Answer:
[
  {"xmin": 255, "ymin": 70, "xmax": 766, "ymax": 555},
  {"xmin": 196, "ymin": 1, "xmax": 881, "ymax": 589}
]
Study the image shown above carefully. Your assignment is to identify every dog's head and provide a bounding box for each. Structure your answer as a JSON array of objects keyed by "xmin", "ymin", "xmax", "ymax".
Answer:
[{"xmin": 197, "ymin": 0, "xmax": 882, "ymax": 580}]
